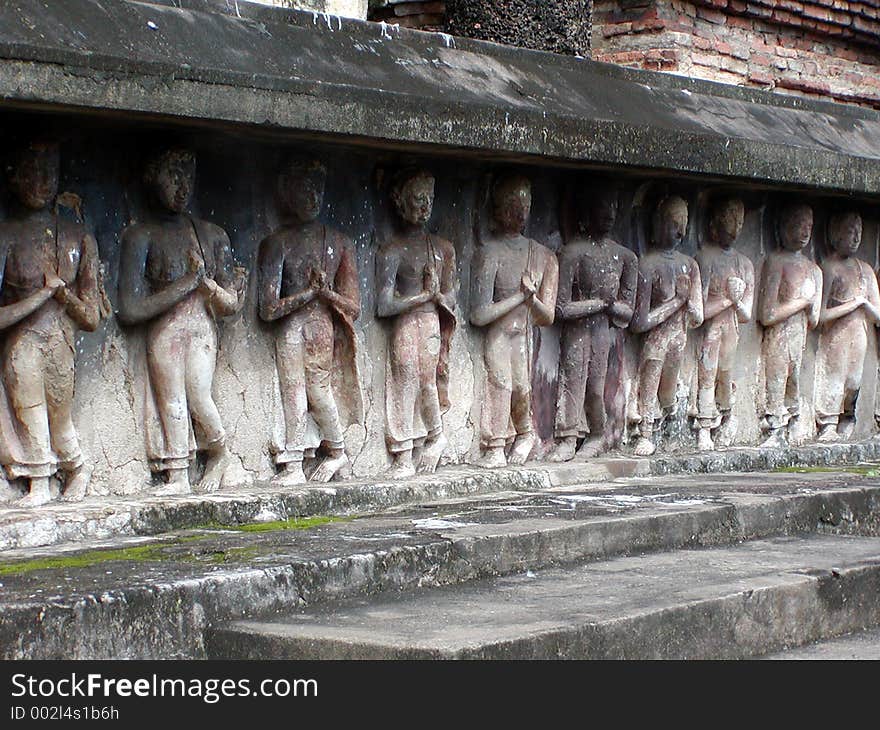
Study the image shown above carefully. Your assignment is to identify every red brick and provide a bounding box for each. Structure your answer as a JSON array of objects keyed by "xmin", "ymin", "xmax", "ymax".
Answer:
[
  {"xmin": 748, "ymin": 71, "xmax": 775, "ymax": 85},
  {"xmin": 776, "ymin": 46, "xmax": 799, "ymax": 57},
  {"xmin": 632, "ymin": 19, "xmax": 667, "ymax": 32},
  {"xmin": 603, "ymin": 22, "xmax": 633, "ymax": 37},
  {"xmin": 696, "ymin": 7, "xmax": 727, "ymax": 23},
  {"xmin": 705, "ymin": 0, "xmax": 729, "ymax": 7},
  {"xmin": 694, "ymin": 35, "xmax": 714, "ymax": 50},
  {"xmin": 729, "ymin": 0, "xmax": 747, "ymax": 11},
  {"xmin": 752, "ymin": 52, "xmax": 774, "ymax": 66},
  {"xmin": 728, "ymin": 16, "xmax": 754, "ymax": 29},
  {"xmin": 801, "ymin": 5, "xmax": 834, "ymax": 22},
  {"xmin": 692, "ymin": 51, "xmax": 723, "ymax": 68}
]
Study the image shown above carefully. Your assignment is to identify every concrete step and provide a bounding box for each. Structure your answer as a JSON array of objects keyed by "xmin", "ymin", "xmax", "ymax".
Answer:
[
  {"xmin": 2, "ymin": 440, "xmax": 878, "ymax": 552},
  {"xmin": 1, "ymin": 470, "xmax": 879, "ymax": 659},
  {"xmin": 208, "ymin": 534, "xmax": 880, "ymax": 660},
  {"xmin": 762, "ymin": 627, "xmax": 880, "ymax": 659}
]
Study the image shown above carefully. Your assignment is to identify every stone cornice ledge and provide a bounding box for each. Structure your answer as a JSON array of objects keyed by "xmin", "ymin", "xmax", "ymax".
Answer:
[{"xmin": 1, "ymin": 0, "xmax": 879, "ymax": 195}]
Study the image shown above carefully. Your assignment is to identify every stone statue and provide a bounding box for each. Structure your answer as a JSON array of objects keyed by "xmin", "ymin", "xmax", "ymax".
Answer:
[
  {"xmin": 258, "ymin": 158, "xmax": 363, "ymax": 485},
  {"xmin": 0, "ymin": 140, "xmax": 103, "ymax": 506},
  {"xmin": 694, "ymin": 197, "xmax": 755, "ymax": 451},
  {"xmin": 376, "ymin": 169, "xmax": 456, "ymax": 478},
  {"xmin": 118, "ymin": 147, "xmax": 249, "ymax": 495},
  {"xmin": 470, "ymin": 174, "xmax": 558, "ymax": 469},
  {"xmin": 549, "ymin": 181, "xmax": 637, "ymax": 462},
  {"xmin": 815, "ymin": 211, "xmax": 880, "ymax": 442},
  {"xmin": 757, "ymin": 203, "xmax": 822, "ymax": 448},
  {"xmin": 630, "ymin": 195, "xmax": 703, "ymax": 457}
]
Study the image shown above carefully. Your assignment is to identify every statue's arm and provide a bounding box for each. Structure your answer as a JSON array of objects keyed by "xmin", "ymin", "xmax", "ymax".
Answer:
[
  {"xmin": 757, "ymin": 259, "xmax": 808, "ymax": 327},
  {"xmin": 530, "ymin": 249, "xmax": 558, "ymax": 327},
  {"xmin": 735, "ymin": 257, "xmax": 755, "ymax": 324},
  {"xmin": 630, "ymin": 263, "xmax": 683, "ymax": 333},
  {"xmin": 58, "ymin": 233, "xmax": 101, "ymax": 332},
  {"xmin": 700, "ymin": 254, "xmax": 733, "ymax": 321},
  {"xmin": 205, "ymin": 229, "xmax": 246, "ymax": 317},
  {"xmin": 807, "ymin": 266, "xmax": 823, "ymax": 330},
  {"xmin": 555, "ymin": 246, "xmax": 604, "ymax": 320},
  {"xmin": 864, "ymin": 264, "xmax": 880, "ymax": 325},
  {"xmin": 609, "ymin": 249, "xmax": 638, "ymax": 325},
  {"xmin": 321, "ymin": 239, "xmax": 361, "ymax": 321},
  {"xmin": 435, "ymin": 239, "xmax": 457, "ymax": 314},
  {"xmin": 258, "ymin": 236, "xmax": 314, "ymax": 322},
  {"xmin": 117, "ymin": 227, "xmax": 198, "ymax": 326},
  {"xmin": 0, "ymin": 243, "xmax": 57, "ymax": 330},
  {"xmin": 376, "ymin": 244, "xmax": 432, "ymax": 318},
  {"xmin": 686, "ymin": 259, "xmax": 704, "ymax": 329},
  {"xmin": 469, "ymin": 246, "xmax": 526, "ymax": 327}
]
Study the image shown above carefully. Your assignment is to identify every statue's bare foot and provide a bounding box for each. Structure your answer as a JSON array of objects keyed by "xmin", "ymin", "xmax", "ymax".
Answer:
[
  {"xmin": 272, "ymin": 462, "xmax": 307, "ymax": 487},
  {"xmin": 154, "ymin": 469, "xmax": 191, "ymax": 496},
  {"xmin": 508, "ymin": 432, "xmax": 536, "ymax": 465},
  {"xmin": 817, "ymin": 424, "xmax": 839, "ymax": 443},
  {"xmin": 696, "ymin": 428, "xmax": 714, "ymax": 452},
  {"xmin": 418, "ymin": 434, "xmax": 447, "ymax": 474},
  {"xmin": 60, "ymin": 463, "xmax": 93, "ymax": 503},
  {"xmin": 311, "ymin": 451, "xmax": 349, "ymax": 483},
  {"xmin": 759, "ymin": 430, "xmax": 787, "ymax": 449},
  {"xmin": 838, "ymin": 418, "xmax": 855, "ymax": 442},
  {"xmin": 475, "ymin": 447, "xmax": 506, "ymax": 469},
  {"xmin": 633, "ymin": 436, "xmax": 656, "ymax": 457},
  {"xmin": 386, "ymin": 452, "xmax": 416, "ymax": 479},
  {"xmin": 219, "ymin": 456, "xmax": 251, "ymax": 490},
  {"xmin": 715, "ymin": 416, "xmax": 737, "ymax": 448},
  {"xmin": 547, "ymin": 438, "xmax": 576, "ymax": 463},
  {"xmin": 17, "ymin": 478, "xmax": 52, "ymax": 508},
  {"xmin": 575, "ymin": 437, "xmax": 604, "ymax": 460}
]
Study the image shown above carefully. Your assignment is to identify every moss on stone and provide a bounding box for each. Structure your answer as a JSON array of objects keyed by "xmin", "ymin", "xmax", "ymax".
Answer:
[{"xmin": 197, "ymin": 516, "xmax": 345, "ymax": 533}]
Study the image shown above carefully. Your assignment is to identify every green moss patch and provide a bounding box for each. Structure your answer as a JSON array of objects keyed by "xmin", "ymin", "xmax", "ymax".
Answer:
[{"xmin": 198, "ymin": 515, "xmax": 345, "ymax": 533}]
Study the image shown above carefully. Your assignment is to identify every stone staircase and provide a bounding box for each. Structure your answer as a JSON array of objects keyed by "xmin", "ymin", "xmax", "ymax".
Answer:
[{"xmin": 3, "ymin": 453, "xmax": 880, "ymax": 659}]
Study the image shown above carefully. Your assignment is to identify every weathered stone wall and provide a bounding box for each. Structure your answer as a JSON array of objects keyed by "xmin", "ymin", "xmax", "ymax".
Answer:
[
  {"xmin": 250, "ymin": 0, "xmax": 368, "ymax": 19},
  {"xmin": 594, "ymin": 0, "xmax": 880, "ymax": 108},
  {"xmin": 1, "ymin": 112, "xmax": 878, "ymax": 497}
]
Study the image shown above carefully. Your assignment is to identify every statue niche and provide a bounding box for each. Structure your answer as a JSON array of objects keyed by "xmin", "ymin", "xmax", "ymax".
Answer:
[
  {"xmin": 376, "ymin": 169, "xmax": 457, "ymax": 478},
  {"xmin": 630, "ymin": 195, "xmax": 704, "ymax": 457},
  {"xmin": 549, "ymin": 179, "xmax": 637, "ymax": 462},
  {"xmin": 258, "ymin": 157, "xmax": 363, "ymax": 485},
  {"xmin": 117, "ymin": 147, "xmax": 250, "ymax": 495},
  {"xmin": 814, "ymin": 211, "xmax": 880, "ymax": 442},
  {"xmin": 470, "ymin": 174, "xmax": 559, "ymax": 469},
  {"xmin": 0, "ymin": 140, "xmax": 103, "ymax": 507},
  {"xmin": 757, "ymin": 203, "xmax": 822, "ymax": 448},
  {"xmin": 694, "ymin": 197, "xmax": 754, "ymax": 451}
]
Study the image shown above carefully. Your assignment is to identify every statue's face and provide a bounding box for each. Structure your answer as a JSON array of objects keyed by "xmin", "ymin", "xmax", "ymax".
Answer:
[
  {"xmin": 12, "ymin": 143, "xmax": 59, "ymax": 211},
  {"xmin": 831, "ymin": 213, "xmax": 862, "ymax": 257},
  {"xmin": 395, "ymin": 175, "xmax": 434, "ymax": 226},
  {"xmin": 780, "ymin": 206, "xmax": 813, "ymax": 252},
  {"xmin": 282, "ymin": 172, "xmax": 325, "ymax": 222},
  {"xmin": 493, "ymin": 180, "xmax": 531, "ymax": 234},
  {"xmin": 710, "ymin": 199, "xmax": 744, "ymax": 248},
  {"xmin": 155, "ymin": 155, "xmax": 195, "ymax": 214},
  {"xmin": 657, "ymin": 203, "xmax": 688, "ymax": 251},
  {"xmin": 589, "ymin": 189, "xmax": 618, "ymax": 235}
]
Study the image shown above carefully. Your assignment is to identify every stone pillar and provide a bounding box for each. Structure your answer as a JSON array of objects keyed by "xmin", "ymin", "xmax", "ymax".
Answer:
[
  {"xmin": 249, "ymin": 0, "xmax": 368, "ymax": 20},
  {"xmin": 444, "ymin": 0, "xmax": 591, "ymax": 56}
]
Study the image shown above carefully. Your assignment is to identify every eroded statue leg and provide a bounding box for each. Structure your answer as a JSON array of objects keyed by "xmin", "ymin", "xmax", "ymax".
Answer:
[
  {"xmin": 577, "ymin": 325, "xmax": 610, "ymax": 460},
  {"xmin": 550, "ymin": 325, "xmax": 588, "ymax": 462},
  {"xmin": 507, "ymin": 331, "xmax": 535, "ymax": 465},
  {"xmin": 477, "ymin": 332, "xmax": 513, "ymax": 468},
  {"xmin": 306, "ymin": 326, "xmax": 349, "ymax": 483},
  {"xmin": 274, "ymin": 328, "xmax": 308, "ymax": 486},
  {"xmin": 386, "ymin": 313, "xmax": 422, "ymax": 478},
  {"xmin": 634, "ymin": 357, "xmax": 663, "ymax": 456},
  {"xmin": 417, "ymin": 314, "xmax": 445, "ymax": 474}
]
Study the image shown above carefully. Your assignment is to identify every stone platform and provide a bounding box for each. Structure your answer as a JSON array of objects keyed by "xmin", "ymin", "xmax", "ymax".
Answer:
[
  {"xmin": 2, "ymin": 461, "xmax": 880, "ymax": 659},
  {"xmin": 3, "ymin": 441, "xmax": 880, "ymax": 553}
]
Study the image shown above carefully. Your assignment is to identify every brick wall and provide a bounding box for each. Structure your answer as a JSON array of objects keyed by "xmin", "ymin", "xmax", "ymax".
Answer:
[{"xmin": 593, "ymin": 0, "xmax": 880, "ymax": 107}]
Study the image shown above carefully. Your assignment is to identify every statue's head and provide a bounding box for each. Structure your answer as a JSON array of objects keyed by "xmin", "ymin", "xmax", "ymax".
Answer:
[
  {"xmin": 828, "ymin": 211, "xmax": 862, "ymax": 258},
  {"xmin": 652, "ymin": 195, "xmax": 688, "ymax": 251},
  {"xmin": 9, "ymin": 139, "xmax": 59, "ymax": 211},
  {"xmin": 707, "ymin": 197, "xmax": 744, "ymax": 249},
  {"xmin": 777, "ymin": 203, "xmax": 813, "ymax": 253},
  {"xmin": 574, "ymin": 181, "xmax": 618, "ymax": 236},
  {"xmin": 492, "ymin": 174, "xmax": 531, "ymax": 235},
  {"xmin": 278, "ymin": 157, "xmax": 326, "ymax": 222},
  {"xmin": 391, "ymin": 168, "xmax": 434, "ymax": 226},
  {"xmin": 144, "ymin": 147, "xmax": 196, "ymax": 214}
]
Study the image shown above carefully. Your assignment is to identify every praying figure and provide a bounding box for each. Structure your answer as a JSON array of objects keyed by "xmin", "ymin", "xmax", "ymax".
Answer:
[
  {"xmin": 757, "ymin": 203, "xmax": 822, "ymax": 448},
  {"xmin": 549, "ymin": 180, "xmax": 637, "ymax": 462},
  {"xmin": 694, "ymin": 198, "xmax": 754, "ymax": 451},
  {"xmin": 630, "ymin": 195, "xmax": 704, "ymax": 457},
  {"xmin": 0, "ymin": 140, "xmax": 103, "ymax": 506},
  {"xmin": 258, "ymin": 158, "xmax": 363, "ymax": 485},
  {"xmin": 376, "ymin": 169, "xmax": 456, "ymax": 478},
  {"xmin": 118, "ymin": 147, "xmax": 249, "ymax": 495},
  {"xmin": 814, "ymin": 211, "xmax": 880, "ymax": 442},
  {"xmin": 470, "ymin": 174, "xmax": 558, "ymax": 469}
]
